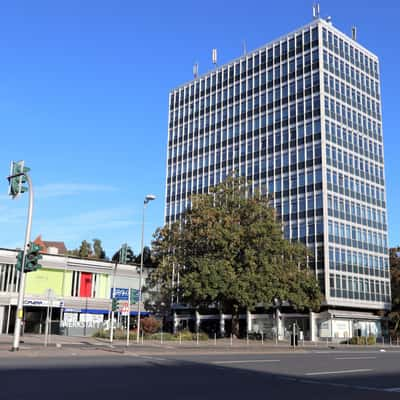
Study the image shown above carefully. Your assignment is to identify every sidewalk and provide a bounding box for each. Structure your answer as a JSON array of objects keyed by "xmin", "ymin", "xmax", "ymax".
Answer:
[{"xmin": 1, "ymin": 334, "xmax": 399, "ymax": 358}]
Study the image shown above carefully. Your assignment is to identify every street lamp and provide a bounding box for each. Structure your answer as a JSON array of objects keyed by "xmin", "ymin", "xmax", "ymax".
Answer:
[{"xmin": 136, "ymin": 194, "xmax": 156, "ymax": 343}]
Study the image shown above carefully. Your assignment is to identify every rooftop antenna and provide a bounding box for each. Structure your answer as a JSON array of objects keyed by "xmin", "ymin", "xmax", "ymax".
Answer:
[
  {"xmin": 312, "ymin": 3, "xmax": 320, "ymax": 19},
  {"xmin": 352, "ymin": 26, "xmax": 357, "ymax": 41},
  {"xmin": 193, "ymin": 63, "xmax": 199, "ymax": 79},
  {"xmin": 242, "ymin": 40, "xmax": 247, "ymax": 56},
  {"xmin": 212, "ymin": 48, "xmax": 218, "ymax": 66}
]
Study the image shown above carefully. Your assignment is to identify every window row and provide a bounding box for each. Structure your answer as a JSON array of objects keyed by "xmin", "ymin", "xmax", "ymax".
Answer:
[
  {"xmin": 170, "ymin": 26, "xmax": 319, "ymax": 107},
  {"xmin": 329, "ymin": 246, "xmax": 389, "ymax": 276},
  {"xmin": 328, "ymin": 219, "xmax": 388, "ymax": 254},
  {"xmin": 169, "ymin": 140, "xmax": 322, "ymax": 178},
  {"xmin": 328, "ymin": 194, "xmax": 387, "ymax": 231},
  {"xmin": 326, "ymin": 143, "xmax": 384, "ymax": 186},
  {"xmin": 168, "ymin": 118, "xmax": 321, "ymax": 162},
  {"xmin": 275, "ymin": 192, "xmax": 323, "ymax": 217},
  {"xmin": 327, "ymin": 168, "xmax": 385, "ymax": 208},
  {"xmin": 329, "ymin": 274, "xmax": 390, "ymax": 303},
  {"xmin": 325, "ymin": 120, "xmax": 383, "ymax": 163},
  {"xmin": 324, "ymin": 95, "xmax": 382, "ymax": 141},
  {"xmin": 283, "ymin": 217, "xmax": 324, "ymax": 241},
  {"xmin": 322, "ymin": 27, "xmax": 378, "ymax": 78},
  {"xmin": 323, "ymin": 72, "xmax": 380, "ymax": 119},
  {"xmin": 170, "ymin": 70, "xmax": 320, "ymax": 127}
]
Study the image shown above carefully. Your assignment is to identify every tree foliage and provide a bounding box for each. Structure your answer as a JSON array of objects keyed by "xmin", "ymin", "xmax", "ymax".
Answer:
[
  {"xmin": 390, "ymin": 247, "xmax": 400, "ymax": 309},
  {"xmin": 134, "ymin": 246, "xmax": 156, "ymax": 267},
  {"xmin": 389, "ymin": 247, "xmax": 400, "ymax": 335},
  {"xmin": 67, "ymin": 239, "xmax": 106, "ymax": 260},
  {"xmin": 146, "ymin": 177, "xmax": 322, "ymax": 322},
  {"xmin": 93, "ymin": 239, "xmax": 106, "ymax": 260}
]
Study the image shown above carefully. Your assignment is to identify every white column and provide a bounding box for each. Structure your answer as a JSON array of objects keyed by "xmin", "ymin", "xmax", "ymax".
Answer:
[
  {"xmin": 195, "ymin": 310, "xmax": 200, "ymax": 333},
  {"xmin": 0, "ymin": 306, "xmax": 5, "ymax": 335},
  {"xmin": 277, "ymin": 308, "xmax": 283, "ymax": 340},
  {"xmin": 309, "ymin": 311, "xmax": 316, "ymax": 342},
  {"xmin": 173, "ymin": 311, "xmax": 178, "ymax": 334},
  {"xmin": 219, "ymin": 312, "xmax": 225, "ymax": 337},
  {"xmin": 246, "ymin": 309, "xmax": 252, "ymax": 333}
]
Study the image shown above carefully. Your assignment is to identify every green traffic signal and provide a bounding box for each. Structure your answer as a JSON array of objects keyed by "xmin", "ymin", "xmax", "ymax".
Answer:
[
  {"xmin": 24, "ymin": 242, "xmax": 42, "ymax": 272},
  {"xmin": 15, "ymin": 251, "xmax": 24, "ymax": 272},
  {"xmin": 8, "ymin": 161, "xmax": 30, "ymax": 198},
  {"xmin": 111, "ymin": 298, "xmax": 118, "ymax": 312}
]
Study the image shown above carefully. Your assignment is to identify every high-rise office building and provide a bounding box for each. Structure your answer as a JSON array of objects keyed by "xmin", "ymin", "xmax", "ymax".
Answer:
[{"xmin": 165, "ymin": 14, "xmax": 390, "ymax": 338}]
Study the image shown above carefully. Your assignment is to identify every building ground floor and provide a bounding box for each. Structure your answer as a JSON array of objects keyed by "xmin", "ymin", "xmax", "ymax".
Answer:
[
  {"xmin": 0, "ymin": 298, "xmax": 149, "ymax": 337},
  {"xmin": 170, "ymin": 307, "xmax": 387, "ymax": 342}
]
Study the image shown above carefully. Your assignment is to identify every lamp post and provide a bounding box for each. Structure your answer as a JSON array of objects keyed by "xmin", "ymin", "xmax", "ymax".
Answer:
[
  {"xmin": 136, "ymin": 194, "xmax": 156, "ymax": 344},
  {"xmin": 273, "ymin": 297, "xmax": 281, "ymax": 344}
]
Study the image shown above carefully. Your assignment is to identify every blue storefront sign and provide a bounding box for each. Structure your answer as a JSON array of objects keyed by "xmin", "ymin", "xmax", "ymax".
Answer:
[{"xmin": 111, "ymin": 287, "xmax": 129, "ymax": 300}]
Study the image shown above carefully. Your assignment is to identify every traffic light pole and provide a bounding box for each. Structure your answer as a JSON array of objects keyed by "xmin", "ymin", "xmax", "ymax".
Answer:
[{"xmin": 11, "ymin": 173, "xmax": 33, "ymax": 351}]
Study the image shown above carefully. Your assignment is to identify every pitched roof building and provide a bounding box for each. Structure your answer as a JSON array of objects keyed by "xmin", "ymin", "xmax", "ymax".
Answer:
[{"xmin": 34, "ymin": 235, "xmax": 68, "ymax": 255}]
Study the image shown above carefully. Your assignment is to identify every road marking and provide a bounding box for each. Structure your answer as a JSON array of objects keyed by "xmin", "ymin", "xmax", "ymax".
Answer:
[
  {"xmin": 335, "ymin": 357, "xmax": 377, "ymax": 360},
  {"xmin": 305, "ymin": 368, "xmax": 372, "ymax": 376},
  {"xmin": 212, "ymin": 359, "xmax": 280, "ymax": 364},
  {"xmin": 384, "ymin": 387, "xmax": 400, "ymax": 392},
  {"xmin": 139, "ymin": 355, "xmax": 167, "ymax": 361}
]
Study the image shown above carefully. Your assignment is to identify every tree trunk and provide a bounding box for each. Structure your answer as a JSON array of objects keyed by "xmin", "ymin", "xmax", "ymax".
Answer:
[{"xmin": 231, "ymin": 307, "xmax": 240, "ymax": 338}]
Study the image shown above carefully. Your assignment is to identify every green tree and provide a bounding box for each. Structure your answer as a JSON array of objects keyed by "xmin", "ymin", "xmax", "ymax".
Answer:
[
  {"xmin": 93, "ymin": 238, "xmax": 106, "ymax": 259},
  {"xmin": 147, "ymin": 177, "xmax": 322, "ymax": 335},
  {"xmin": 78, "ymin": 240, "xmax": 92, "ymax": 258},
  {"xmin": 134, "ymin": 246, "xmax": 156, "ymax": 267},
  {"xmin": 389, "ymin": 248, "xmax": 400, "ymax": 335}
]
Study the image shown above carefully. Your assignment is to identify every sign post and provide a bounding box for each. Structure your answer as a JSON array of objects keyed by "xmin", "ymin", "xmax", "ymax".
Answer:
[
  {"xmin": 44, "ymin": 289, "xmax": 55, "ymax": 347},
  {"xmin": 126, "ymin": 288, "xmax": 131, "ymax": 346}
]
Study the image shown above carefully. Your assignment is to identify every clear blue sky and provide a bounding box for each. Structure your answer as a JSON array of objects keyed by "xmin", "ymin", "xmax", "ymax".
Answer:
[{"xmin": 0, "ymin": 0, "xmax": 399, "ymax": 257}]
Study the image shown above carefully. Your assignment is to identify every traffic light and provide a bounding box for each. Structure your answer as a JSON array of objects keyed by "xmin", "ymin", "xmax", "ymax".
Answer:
[
  {"xmin": 111, "ymin": 298, "xmax": 118, "ymax": 312},
  {"xmin": 7, "ymin": 161, "xmax": 30, "ymax": 199},
  {"xmin": 15, "ymin": 251, "xmax": 24, "ymax": 272},
  {"xmin": 119, "ymin": 243, "xmax": 128, "ymax": 264},
  {"xmin": 24, "ymin": 242, "xmax": 42, "ymax": 272}
]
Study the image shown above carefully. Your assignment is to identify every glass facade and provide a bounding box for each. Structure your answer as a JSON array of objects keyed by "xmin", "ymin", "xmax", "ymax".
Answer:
[{"xmin": 165, "ymin": 19, "xmax": 390, "ymax": 310}]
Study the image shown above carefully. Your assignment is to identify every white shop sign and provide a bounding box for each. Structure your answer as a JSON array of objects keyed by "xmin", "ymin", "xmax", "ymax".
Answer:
[{"xmin": 10, "ymin": 298, "xmax": 64, "ymax": 307}]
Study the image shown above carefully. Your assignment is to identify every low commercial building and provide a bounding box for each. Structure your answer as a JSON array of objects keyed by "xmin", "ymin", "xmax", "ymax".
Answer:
[{"xmin": 0, "ymin": 248, "xmax": 149, "ymax": 336}]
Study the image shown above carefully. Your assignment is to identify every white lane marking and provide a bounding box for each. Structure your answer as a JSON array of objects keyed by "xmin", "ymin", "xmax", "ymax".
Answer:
[
  {"xmin": 305, "ymin": 368, "xmax": 372, "ymax": 376},
  {"xmin": 384, "ymin": 387, "xmax": 400, "ymax": 392},
  {"xmin": 212, "ymin": 359, "xmax": 280, "ymax": 364},
  {"xmin": 139, "ymin": 355, "xmax": 167, "ymax": 361},
  {"xmin": 335, "ymin": 356, "xmax": 377, "ymax": 360}
]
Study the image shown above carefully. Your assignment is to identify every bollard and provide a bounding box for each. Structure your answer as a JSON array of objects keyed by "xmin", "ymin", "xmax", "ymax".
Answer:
[
  {"xmin": 326, "ymin": 336, "xmax": 329, "ymax": 347},
  {"xmin": 261, "ymin": 332, "xmax": 264, "ymax": 345},
  {"xmin": 141, "ymin": 330, "xmax": 144, "ymax": 345},
  {"xmin": 397, "ymin": 337, "xmax": 399, "ymax": 347},
  {"xmin": 214, "ymin": 332, "xmax": 217, "ymax": 346},
  {"xmin": 161, "ymin": 330, "xmax": 163, "ymax": 345},
  {"xmin": 179, "ymin": 332, "xmax": 182, "ymax": 345},
  {"xmin": 230, "ymin": 333, "xmax": 233, "ymax": 346},
  {"xmin": 383, "ymin": 336, "xmax": 385, "ymax": 346},
  {"xmin": 246, "ymin": 333, "xmax": 249, "ymax": 346},
  {"xmin": 196, "ymin": 332, "xmax": 199, "ymax": 345}
]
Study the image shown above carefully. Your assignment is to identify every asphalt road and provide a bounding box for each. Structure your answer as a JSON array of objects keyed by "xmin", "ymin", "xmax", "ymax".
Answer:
[{"xmin": 1, "ymin": 349, "xmax": 400, "ymax": 399}]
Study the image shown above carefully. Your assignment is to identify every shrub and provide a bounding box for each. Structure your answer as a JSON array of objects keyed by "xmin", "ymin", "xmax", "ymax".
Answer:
[
  {"xmin": 141, "ymin": 317, "xmax": 161, "ymax": 334},
  {"xmin": 349, "ymin": 335, "xmax": 377, "ymax": 345}
]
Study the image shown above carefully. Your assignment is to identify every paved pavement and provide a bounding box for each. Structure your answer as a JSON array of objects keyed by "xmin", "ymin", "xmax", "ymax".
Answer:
[{"xmin": 1, "ymin": 335, "xmax": 400, "ymax": 399}]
